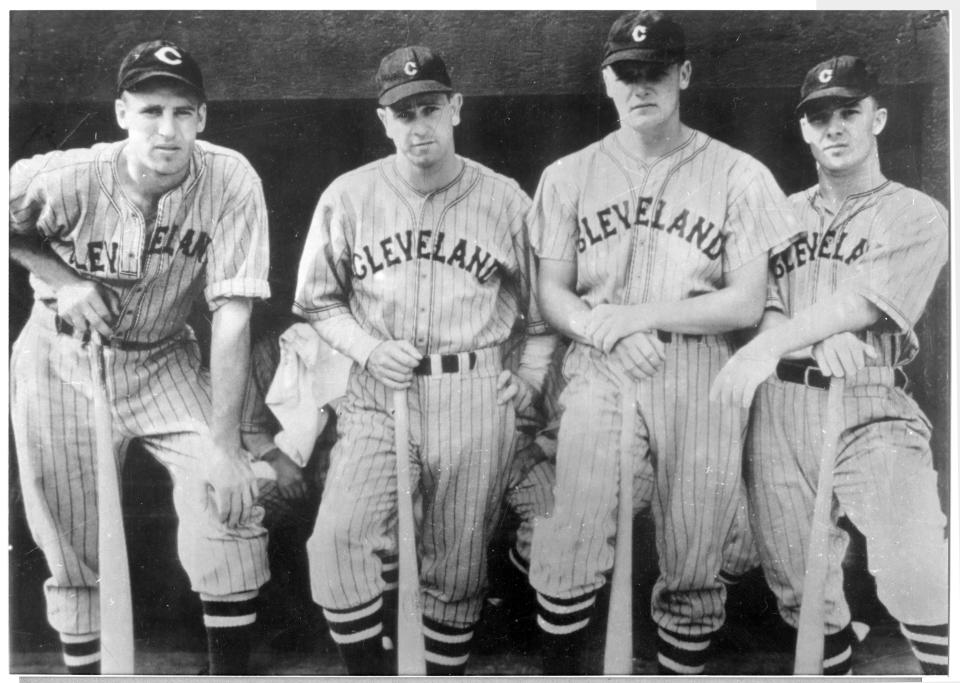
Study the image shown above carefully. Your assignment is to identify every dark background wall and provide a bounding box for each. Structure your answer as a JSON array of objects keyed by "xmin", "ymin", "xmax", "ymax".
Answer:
[{"xmin": 9, "ymin": 10, "xmax": 950, "ymax": 653}]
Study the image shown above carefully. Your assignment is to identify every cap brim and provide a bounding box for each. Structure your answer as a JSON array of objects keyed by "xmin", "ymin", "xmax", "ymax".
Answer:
[
  {"xmin": 796, "ymin": 87, "xmax": 867, "ymax": 114},
  {"xmin": 601, "ymin": 48, "xmax": 682, "ymax": 68},
  {"xmin": 378, "ymin": 80, "xmax": 453, "ymax": 107},
  {"xmin": 119, "ymin": 69, "xmax": 204, "ymax": 96}
]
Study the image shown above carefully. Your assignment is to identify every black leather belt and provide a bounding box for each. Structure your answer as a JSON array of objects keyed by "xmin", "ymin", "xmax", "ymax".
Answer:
[
  {"xmin": 55, "ymin": 316, "xmax": 178, "ymax": 351},
  {"xmin": 656, "ymin": 330, "xmax": 703, "ymax": 344},
  {"xmin": 413, "ymin": 352, "xmax": 478, "ymax": 376},
  {"xmin": 775, "ymin": 359, "xmax": 906, "ymax": 390}
]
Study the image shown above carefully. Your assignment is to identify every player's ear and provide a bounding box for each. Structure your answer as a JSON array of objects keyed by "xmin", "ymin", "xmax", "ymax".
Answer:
[
  {"xmin": 196, "ymin": 102, "xmax": 207, "ymax": 134},
  {"xmin": 449, "ymin": 93, "xmax": 463, "ymax": 126},
  {"xmin": 871, "ymin": 106, "xmax": 887, "ymax": 136},
  {"xmin": 677, "ymin": 60, "xmax": 692, "ymax": 90},
  {"xmin": 115, "ymin": 96, "xmax": 129, "ymax": 130},
  {"xmin": 798, "ymin": 115, "xmax": 814, "ymax": 145},
  {"xmin": 601, "ymin": 66, "xmax": 616, "ymax": 98},
  {"xmin": 376, "ymin": 106, "xmax": 389, "ymax": 131}
]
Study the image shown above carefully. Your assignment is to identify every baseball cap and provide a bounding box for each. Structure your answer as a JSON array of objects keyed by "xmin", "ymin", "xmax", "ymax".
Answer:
[
  {"xmin": 602, "ymin": 11, "xmax": 686, "ymax": 68},
  {"xmin": 376, "ymin": 46, "xmax": 453, "ymax": 107},
  {"xmin": 117, "ymin": 40, "xmax": 205, "ymax": 99},
  {"xmin": 796, "ymin": 55, "xmax": 878, "ymax": 115}
]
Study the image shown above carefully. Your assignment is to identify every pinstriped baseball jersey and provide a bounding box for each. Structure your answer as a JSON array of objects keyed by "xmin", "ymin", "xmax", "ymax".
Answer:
[
  {"xmin": 10, "ymin": 140, "xmax": 270, "ymax": 339},
  {"xmin": 294, "ymin": 155, "xmax": 546, "ymax": 353},
  {"xmin": 9, "ymin": 138, "xmax": 272, "ymax": 637},
  {"xmin": 528, "ymin": 127, "xmax": 793, "ymax": 644},
  {"xmin": 768, "ymin": 180, "xmax": 948, "ymax": 365},
  {"xmin": 530, "ymin": 129, "xmax": 797, "ymax": 308},
  {"xmin": 296, "ymin": 153, "xmax": 547, "ymax": 643},
  {"xmin": 748, "ymin": 180, "xmax": 948, "ymax": 638}
]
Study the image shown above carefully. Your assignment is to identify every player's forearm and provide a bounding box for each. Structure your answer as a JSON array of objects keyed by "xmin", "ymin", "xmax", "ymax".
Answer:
[
  {"xmin": 637, "ymin": 286, "xmax": 765, "ymax": 335},
  {"xmin": 516, "ymin": 332, "xmax": 560, "ymax": 394},
  {"xmin": 742, "ymin": 291, "xmax": 881, "ymax": 360},
  {"xmin": 311, "ymin": 313, "xmax": 383, "ymax": 368},
  {"xmin": 538, "ymin": 259, "xmax": 593, "ymax": 345},
  {"xmin": 209, "ymin": 298, "xmax": 254, "ymax": 453},
  {"xmin": 10, "ymin": 233, "xmax": 86, "ymax": 292}
]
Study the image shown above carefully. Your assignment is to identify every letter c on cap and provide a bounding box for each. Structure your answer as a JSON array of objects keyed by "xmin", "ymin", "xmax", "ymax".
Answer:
[
  {"xmin": 818, "ymin": 68, "xmax": 833, "ymax": 83},
  {"xmin": 154, "ymin": 46, "xmax": 183, "ymax": 66},
  {"xmin": 632, "ymin": 25, "xmax": 648, "ymax": 42},
  {"xmin": 403, "ymin": 61, "xmax": 418, "ymax": 76}
]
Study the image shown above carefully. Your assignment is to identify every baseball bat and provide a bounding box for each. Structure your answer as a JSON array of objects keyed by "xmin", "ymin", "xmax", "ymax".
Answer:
[
  {"xmin": 793, "ymin": 376, "xmax": 846, "ymax": 675},
  {"xmin": 604, "ymin": 384, "xmax": 636, "ymax": 674},
  {"xmin": 393, "ymin": 390, "xmax": 427, "ymax": 675},
  {"xmin": 88, "ymin": 334, "xmax": 135, "ymax": 674}
]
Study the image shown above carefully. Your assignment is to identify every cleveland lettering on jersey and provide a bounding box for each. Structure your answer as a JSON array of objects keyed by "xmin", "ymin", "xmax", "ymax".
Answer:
[
  {"xmin": 351, "ymin": 229, "xmax": 500, "ymax": 283},
  {"xmin": 576, "ymin": 195, "xmax": 728, "ymax": 260},
  {"xmin": 770, "ymin": 230, "xmax": 869, "ymax": 278},
  {"xmin": 67, "ymin": 226, "xmax": 212, "ymax": 273}
]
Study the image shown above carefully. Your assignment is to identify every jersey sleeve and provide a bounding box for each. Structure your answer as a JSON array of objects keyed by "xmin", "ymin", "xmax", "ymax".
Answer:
[
  {"xmin": 528, "ymin": 162, "xmax": 581, "ymax": 263},
  {"xmin": 722, "ymin": 157, "xmax": 799, "ymax": 272},
  {"xmin": 204, "ymin": 160, "xmax": 271, "ymax": 309},
  {"xmin": 839, "ymin": 194, "xmax": 948, "ymax": 332},
  {"xmin": 10, "ymin": 153, "xmax": 59, "ymax": 239}
]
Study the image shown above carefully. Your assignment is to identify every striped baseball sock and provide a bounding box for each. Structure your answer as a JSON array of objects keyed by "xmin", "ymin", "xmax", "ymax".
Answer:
[
  {"xmin": 536, "ymin": 590, "xmax": 598, "ymax": 674},
  {"xmin": 60, "ymin": 633, "xmax": 101, "ymax": 674},
  {"xmin": 202, "ymin": 593, "xmax": 258, "ymax": 675},
  {"xmin": 823, "ymin": 623, "xmax": 855, "ymax": 675},
  {"xmin": 423, "ymin": 616, "xmax": 474, "ymax": 675},
  {"xmin": 323, "ymin": 594, "xmax": 389, "ymax": 675},
  {"xmin": 656, "ymin": 627, "xmax": 713, "ymax": 675},
  {"xmin": 380, "ymin": 556, "xmax": 399, "ymax": 673},
  {"xmin": 901, "ymin": 622, "xmax": 948, "ymax": 675}
]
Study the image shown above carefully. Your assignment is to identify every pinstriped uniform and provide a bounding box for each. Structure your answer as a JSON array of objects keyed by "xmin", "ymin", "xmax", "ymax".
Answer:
[
  {"xmin": 9, "ymin": 140, "xmax": 271, "ymax": 636},
  {"xmin": 528, "ymin": 129, "xmax": 795, "ymax": 637},
  {"xmin": 748, "ymin": 181, "xmax": 949, "ymax": 634},
  {"xmin": 294, "ymin": 155, "xmax": 547, "ymax": 631}
]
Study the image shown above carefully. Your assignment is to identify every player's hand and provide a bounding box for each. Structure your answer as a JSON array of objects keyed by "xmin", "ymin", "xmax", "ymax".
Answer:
[
  {"xmin": 812, "ymin": 332, "xmax": 878, "ymax": 378},
  {"xmin": 207, "ymin": 445, "xmax": 260, "ymax": 528},
  {"xmin": 709, "ymin": 344, "xmax": 779, "ymax": 409},
  {"xmin": 262, "ymin": 447, "xmax": 308, "ymax": 501},
  {"xmin": 583, "ymin": 304, "xmax": 649, "ymax": 353},
  {"xmin": 610, "ymin": 331, "xmax": 666, "ymax": 380},
  {"xmin": 55, "ymin": 277, "xmax": 120, "ymax": 337},
  {"xmin": 497, "ymin": 370, "xmax": 535, "ymax": 413},
  {"xmin": 366, "ymin": 340, "xmax": 423, "ymax": 390}
]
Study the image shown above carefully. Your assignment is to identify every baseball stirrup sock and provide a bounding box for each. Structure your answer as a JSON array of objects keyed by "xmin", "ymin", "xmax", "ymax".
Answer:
[
  {"xmin": 60, "ymin": 633, "xmax": 101, "ymax": 674},
  {"xmin": 656, "ymin": 627, "xmax": 712, "ymax": 675},
  {"xmin": 901, "ymin": 622, "xmax": 948, "ymax": 675},
  {"xmin": 380, "ymin": 556, "xmax": 399, "ymax": 672},
  {"xmin": 508, "ymin": 546, "xmax": 530, "ymax": 576},
  {"xmin": 823, "ymin": 623, "xmax": 855, "ymax": 675},
  {"xmin": 423, "ymin": 616, "xmax": 474, "ymax": 675},
  {"xmin": 323, "ymin": 595, "xmax": 389, "ymax": 675},
  {"xmin": 536, "ymin": 590, "xmax": 598, "ymax": 674},
  {"xmin": 203, "ymin": 595, "xmax": 257, "ymax": 675}
]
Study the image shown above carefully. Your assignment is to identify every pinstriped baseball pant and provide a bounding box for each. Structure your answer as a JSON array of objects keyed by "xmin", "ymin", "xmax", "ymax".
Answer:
[
  {"xmin": 10, "ymin": 307, "xmax": 270, "ymax": 636},
  {"xmin": 309, "ymin": 354, "xmax": 517, "ymax": 628},
  {"xmin": 747, "ymin": 369, "xmax": 948, "ymax": 633},
  {"xmin": 530, "ymin": 338, "xmax": 747, "ymax": 635}
]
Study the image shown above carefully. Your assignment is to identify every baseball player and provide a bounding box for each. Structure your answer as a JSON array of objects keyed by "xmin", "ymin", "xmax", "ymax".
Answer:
[
  {"xmin": 527, "ymin": 12, "xmax": 798, "ymax": 675},
  {"xmin": 293, "ymin": 45, "xmax": 554, "ymax": 675},
  {"xmin": 9, "ymin": 41, "xmax": 270, "ymax": 675},
  {"xmin": 710, "ymin": 55, "xmax": 948, "ymax": 675}
]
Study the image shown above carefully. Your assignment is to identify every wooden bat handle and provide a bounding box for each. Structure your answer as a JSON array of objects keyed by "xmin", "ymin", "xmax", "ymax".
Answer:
[
  {"xmin": 604, "ymin": 384, "xmax": 636, "ymax": 674},
  {"xmin": 393, "ymin": 390, "xmax": 426, "ymax": 675},
  {"xmin": 794, "ymin": 376, "xmax": 846, "ymax": 674},
  {"xmin": 89, "ymin": 334, "xmax": 135, "ymax": 674}
]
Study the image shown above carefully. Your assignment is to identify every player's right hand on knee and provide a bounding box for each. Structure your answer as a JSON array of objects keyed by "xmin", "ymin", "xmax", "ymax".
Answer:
[
  {"xmin": 611, "ymin": 331, "xmax": 665, "ymax": 380},
  {"xmin": 55, "ymin": 278, "xmax": 120, "ymax": 337},
  {"xmin": 366, "ymin": 340, "xmax": 423, "ymax": 390},
  {"xmin": 207, "ymin": 446, "xmax": 260, "ymax": 528}
]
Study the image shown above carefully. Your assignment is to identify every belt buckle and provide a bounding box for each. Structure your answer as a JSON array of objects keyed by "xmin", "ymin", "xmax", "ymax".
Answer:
[{"xmin": 803, "ymin": 365, "xmax": 821, "ymax": 388}]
